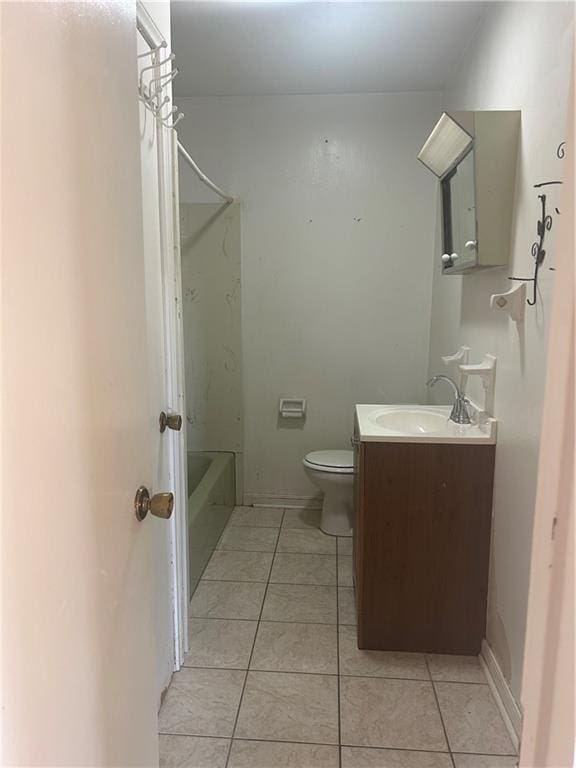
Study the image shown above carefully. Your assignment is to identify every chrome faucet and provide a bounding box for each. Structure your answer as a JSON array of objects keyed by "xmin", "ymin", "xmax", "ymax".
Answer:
[{"xmin": 426, "ymin": 375, "xmax": 472, "ymax": 425}]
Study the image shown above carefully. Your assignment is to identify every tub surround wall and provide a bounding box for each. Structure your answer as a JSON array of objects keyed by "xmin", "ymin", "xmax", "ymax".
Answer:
[
  {"xmin": 186, "ymin": 452, "xmax": 236, "ymax": 597},
  {"xmin": 178, "ymin": 92, "xmax": 441, "ymax": 501},
  {"xmin": 427, "ymin": 1, "xmax": 574, "ymax": 708},
  {"xmin": 180, "ymin": 203, "xmax": 243, "ymax": 499}
]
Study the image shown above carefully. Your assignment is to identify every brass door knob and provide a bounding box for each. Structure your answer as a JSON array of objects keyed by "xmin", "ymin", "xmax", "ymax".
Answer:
[
  {"xmin": 134, "ymin": 486, "xmax": 174, "ymax": 521},
  {"xmin": 159, "ymin": 411, "xmax": 183, "ymax": 433}
]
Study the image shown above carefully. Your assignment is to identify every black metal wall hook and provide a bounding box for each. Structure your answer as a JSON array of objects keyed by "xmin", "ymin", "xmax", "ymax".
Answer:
[
  {"xmin": 508, "ymin": 141, "xmax": 565, "ymax": 307},
  {"xmin": 509, "ymin": 194, "xmax": 553, "ymax": 306}
]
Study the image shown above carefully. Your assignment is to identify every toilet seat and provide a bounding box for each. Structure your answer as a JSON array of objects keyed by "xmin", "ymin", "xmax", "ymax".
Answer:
[{"xmin": 303, "ymin": 450, "xmax": 354, "ymax": 474}]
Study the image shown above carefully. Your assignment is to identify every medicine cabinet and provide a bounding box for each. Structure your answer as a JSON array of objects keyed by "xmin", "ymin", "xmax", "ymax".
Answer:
[{"xmin": 418, "ymin": 111, "xmax": 520, "ymax": 274}]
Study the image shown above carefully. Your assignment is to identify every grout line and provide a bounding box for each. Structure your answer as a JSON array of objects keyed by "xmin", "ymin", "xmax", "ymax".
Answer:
[
  {"xmin": 201, "ymin": 577, "xmax": 338, "ymax": 586},
  {"xmin": 223, "ymin": 525, "xmax": 283, "ymax": 530},
  {"xmin": 159, "ymin": 732, "xmax": 338, "ymax": 748},
  {"xmin": 227, "ymin": 520, "xmax": 283, "ymax": 529},
  {"xmin": 196, "ymin": 577, "xmax": 342, "ymax": 585},
  {"xmin": 187, "ymin": 618, "xmax": 259, "ymax": 625},
  {"xmin": 159, "ymin": 729, "xmax": 517, "ymax": 760},
  {"xmin": 178, "ymin": 663, "xmax": 442, "ymax": 684},
  {"xmin": 189, "ymin": 615, "xmax": 342, "ymax": 626},
  {"xmin": 425, "ymin": 679, "xmax": 490, "ymax": 687},
  {"xmin": 158, "ymin": 731, "xmax": 472, "ymax": 756},
  {"xmin": 425, "ymin": 656, "xmax": 455, "ymax": 766},
  {"xmin": 185, "ymin": 666, "xmax": 339, "ymax": 679},
  {"xmin": 219, "ymin": 547, "xmax": 337, "ymax": 555},
  {"xmin": 273, "ymin": 553, "xmax": 338, "ymax": 559},
  {"xmin": 223, "ymin": 508, "xmax": 286, "ymax": 768},
  {"xmin": 199, "ymin": 578, "xmax": 271, "ymax": 584},
  {"xmin": 158, "ymin": 731, "xmax": 232, "ymax": 740},
  {"xmin": 339, "ymin": 743, "xmax": 452, "ymax": 755}
]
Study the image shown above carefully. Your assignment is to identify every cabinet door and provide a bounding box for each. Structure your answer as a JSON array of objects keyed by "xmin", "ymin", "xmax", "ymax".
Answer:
[
  {"xmin": 357, "ymin": 442, "xmax": 495, "ymax": 654},
  {"xmin": 441, "ymin": 149, "xmax": 478, "ymax": 273}
]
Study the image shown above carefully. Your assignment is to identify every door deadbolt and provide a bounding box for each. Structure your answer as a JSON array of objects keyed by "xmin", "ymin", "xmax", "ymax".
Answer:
[
  {"xmin": 159, "ymin": 411, "xmax": 183, "ymax": 433},
  {"xmin": 134, "ymin": 486, "xmax": 174, "ymax": 521}
]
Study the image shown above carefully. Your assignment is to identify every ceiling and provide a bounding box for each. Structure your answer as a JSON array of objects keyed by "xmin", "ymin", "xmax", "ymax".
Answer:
[{"xmin": 171, "ymin": 1, "xmax": 487, "ymax": 97}]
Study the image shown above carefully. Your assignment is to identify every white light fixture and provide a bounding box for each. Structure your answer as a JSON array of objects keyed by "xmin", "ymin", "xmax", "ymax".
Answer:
[{"xmin": 418, "ymin": 112, "xmax": 474, "ymax": 179}]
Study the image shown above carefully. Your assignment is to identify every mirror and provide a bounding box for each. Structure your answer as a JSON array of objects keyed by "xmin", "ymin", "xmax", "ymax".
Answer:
[
  {"xmin": 419, "ymin": 110, "xmax": 520, "ymax": 273},
  {"xmin": 441, "ymin": 149, "xmax": 477, "ymax": 272}
]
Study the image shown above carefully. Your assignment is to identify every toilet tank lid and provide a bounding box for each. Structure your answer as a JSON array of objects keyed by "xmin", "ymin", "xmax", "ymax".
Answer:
[{"xmin": 305, "ymin": 450, "xmax": 354, "ymax": 469}]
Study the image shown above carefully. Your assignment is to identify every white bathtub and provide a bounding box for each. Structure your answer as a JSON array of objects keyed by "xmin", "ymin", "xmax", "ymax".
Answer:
[{"xmin": 187, "ymin": 451, "xmax": 235, "ymax": 597}]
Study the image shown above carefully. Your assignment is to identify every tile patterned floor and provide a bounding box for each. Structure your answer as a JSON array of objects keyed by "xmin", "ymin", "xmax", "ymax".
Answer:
[{"xmin": 159, "ymin": 506, "xmax": 518, "ymax": 768}]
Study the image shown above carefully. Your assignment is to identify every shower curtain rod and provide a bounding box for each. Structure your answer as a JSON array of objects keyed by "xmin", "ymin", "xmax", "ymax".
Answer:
[{"xmin": 177, "ymin": 141, "xmax": 234, "ymax": 204}]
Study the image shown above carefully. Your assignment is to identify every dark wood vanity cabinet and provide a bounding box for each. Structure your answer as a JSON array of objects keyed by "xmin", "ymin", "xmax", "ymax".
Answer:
[{"xmin": 352, "ymin": 434, "xmax": 495, "ymax": 655}]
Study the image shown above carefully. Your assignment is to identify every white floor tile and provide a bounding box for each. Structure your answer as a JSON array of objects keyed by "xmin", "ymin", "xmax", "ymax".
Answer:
[
  {"xmin": 184, "ymin": 618, "xmax": 257, "ymax": 669},
  {"xmin": 435, "ymin": 682, "xmax": 516, "ymax": 755},
  {"xmin": 159, "ymin": 735, "xmax": 229, "ymax": 768},
  {"xmin": 251, "ymin": 621, "xmax": 338, "ymax": 674},
  {"xmin": 158, "ymin": 668, "xmax": 245, "ymax": 737},
  {"xmin": 235, "ymin": 670, "xmax": 339, "ymax": 744},
  {"xmin": 340, "ymin": 676, "xmax": 447, "ymax": 751},
  {"xmin": 189, "ymin": 581, "xmax": 267, "ymax": 620},
  {"xmin": 228, "ymin": 739, "xmax": 339, "ymax": 767}
]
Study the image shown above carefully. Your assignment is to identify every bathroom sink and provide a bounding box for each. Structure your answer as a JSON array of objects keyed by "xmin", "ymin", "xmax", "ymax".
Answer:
[
  {"xmin": 355, "ymin": 404, "xmax": 496, "ymax": 444},
  {"xmin": 370, "ymin": 408, "xmax": 449, "ymax": 434}
]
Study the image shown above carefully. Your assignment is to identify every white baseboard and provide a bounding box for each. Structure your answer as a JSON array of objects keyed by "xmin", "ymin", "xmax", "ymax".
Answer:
[
  {"xmin": 243, "ymin": 492, "xmax": 322, "ymax": 509},
  {"xmin": 480, "ymin": 638, "xmax": 523, "ymax": 751}
]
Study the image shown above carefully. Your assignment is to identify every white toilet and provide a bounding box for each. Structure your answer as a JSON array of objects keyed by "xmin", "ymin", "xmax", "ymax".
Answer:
[{"xmin": 302, "ymin": 450, "xmax": 354, "ymax": 537}]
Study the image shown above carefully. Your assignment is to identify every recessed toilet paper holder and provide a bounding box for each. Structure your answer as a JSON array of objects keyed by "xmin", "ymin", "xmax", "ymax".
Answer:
[{"xmin": 279, "ymin": 398, "xmax": 307, "ymax": 419}]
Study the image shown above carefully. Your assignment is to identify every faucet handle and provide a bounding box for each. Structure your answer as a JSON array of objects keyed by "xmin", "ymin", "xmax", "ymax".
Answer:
[{"xmin": 451, "ymin": 394, "xmax": 473, "ymax": 425}]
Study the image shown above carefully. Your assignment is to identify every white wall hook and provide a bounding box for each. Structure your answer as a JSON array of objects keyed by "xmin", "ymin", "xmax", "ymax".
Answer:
[
  {"xmin": 490, "ymin": 283, "xmax": 526, "ymax": 322},
  {"xmin": 459, "ymin": 354, "xmax": 497, "ymax": 391},
  {"xmin": 156, "ymin": 104, "xmax": 178, "ymax": 121},
  {"xmin": 139, "ymin": 53, "xmax": 175, "ymax": 92},
  {"xmin": 137, "ymin": 41, "xmax": 167, "ymax": 59},
  {"xmin": 441, "ymin": 346, "xmax": 470, "ymax": 366},
  {"xmin": 148, "ymin": 67, "xmax": 179, "ymax": 99},
  {"xmin": 161, "ymin": 112, "xmax": 184, "ymax": 129}
]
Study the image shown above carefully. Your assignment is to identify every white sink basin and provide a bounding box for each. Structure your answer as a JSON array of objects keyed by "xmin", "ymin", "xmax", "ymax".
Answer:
[
  {"xmin": 355, "ymin": 404, "xmax": 497, "ymax": 444},
  {"xmin": 370, "ymin": 407, "xmax": 449, "ymax": 434}
]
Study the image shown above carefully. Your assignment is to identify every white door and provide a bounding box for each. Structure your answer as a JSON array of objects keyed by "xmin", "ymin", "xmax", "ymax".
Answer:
[
  {"xmin": 1, "ymin": 3, "xmax": 176, "ymax": 765},
  {"xmin": 137, "ymin": 3, "xmax": 189, "ymax": 695},
  {"xmin": 138, "ymin": 26, "xmax": 179, "ymax": 705}
]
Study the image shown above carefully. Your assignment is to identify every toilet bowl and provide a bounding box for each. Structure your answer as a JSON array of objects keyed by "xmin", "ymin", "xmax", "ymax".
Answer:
[{"xmin": 302, "ymin": 450, "xmax": 354, "ymax": 537}]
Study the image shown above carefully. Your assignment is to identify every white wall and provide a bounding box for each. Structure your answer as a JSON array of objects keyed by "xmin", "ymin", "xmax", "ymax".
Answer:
[
  {"xmin": 427, "ymin": 2, "xmax": 574, "ymax": 704},
  {"xmin": 180, "ymin": 203, "xmax": 243, "ymax": 486},
  {"xmin": 178, "ymin": 92, "xmax": 441, "ymax": 500}
]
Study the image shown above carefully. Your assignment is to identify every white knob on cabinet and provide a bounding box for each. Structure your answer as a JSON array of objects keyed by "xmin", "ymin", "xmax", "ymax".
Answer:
[
  {"xmin": 465, "ymin": 240, "xmax": 477, "ymax": 251},
  {"xmin": 441, "ymin": 253, "xmax": 459, "ymax": 265}
]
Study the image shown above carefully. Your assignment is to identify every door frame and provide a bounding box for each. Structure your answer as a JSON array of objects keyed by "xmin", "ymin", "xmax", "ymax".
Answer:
[
  {"xmin": 518, "ymin": 74, "xmax": 574, "ymax": 768},
  {"xmin": 137, "ymin": 2, "xmax": 189, "ymax": 671}
]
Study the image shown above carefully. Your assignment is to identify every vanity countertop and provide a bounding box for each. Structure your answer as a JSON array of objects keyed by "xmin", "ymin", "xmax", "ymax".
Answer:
[{"xmin": 355, "ymin": 404, "xmax": 497, "ymax": 445}]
